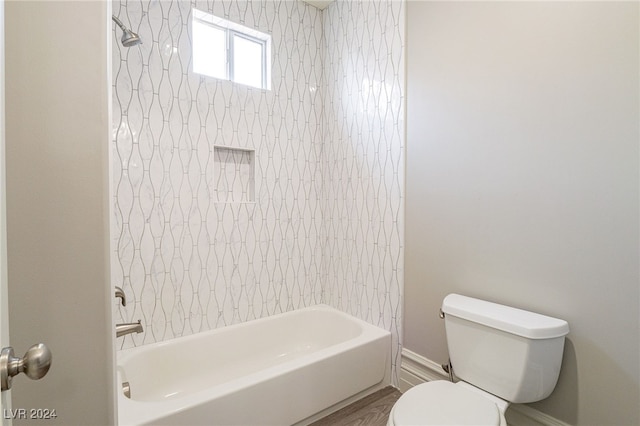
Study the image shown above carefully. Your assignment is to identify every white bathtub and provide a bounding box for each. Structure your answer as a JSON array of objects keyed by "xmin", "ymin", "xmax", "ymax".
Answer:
[{"xmin": 117, "ymin": 305, "xmax": 391, "ymax": 425}]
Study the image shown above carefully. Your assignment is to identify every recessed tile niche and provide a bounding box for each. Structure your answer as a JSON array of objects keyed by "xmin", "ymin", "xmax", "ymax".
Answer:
[{"xmin": 213, "ymin": 146, "xmax": 256, "ymax": 203}]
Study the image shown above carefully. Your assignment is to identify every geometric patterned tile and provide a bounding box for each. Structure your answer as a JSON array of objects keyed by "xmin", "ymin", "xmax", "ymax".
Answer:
[{"xmin": 112, "ymin": 0, "xmax": 404, "ymax": 386}]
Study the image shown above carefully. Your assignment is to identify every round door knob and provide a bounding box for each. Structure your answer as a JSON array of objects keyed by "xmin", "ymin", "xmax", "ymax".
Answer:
[
  {"xmin": 1, "ymin": 343, "xmax": 52, "ymax": 391},
  {"xmin": 22, "ymin": 343, "xmax": 52, "ymax": 380}
]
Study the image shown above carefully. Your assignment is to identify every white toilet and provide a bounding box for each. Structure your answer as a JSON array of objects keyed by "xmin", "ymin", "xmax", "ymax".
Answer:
[{"xmin": 389, "ymin": 294, "xmax": 569, "ymax": 426}]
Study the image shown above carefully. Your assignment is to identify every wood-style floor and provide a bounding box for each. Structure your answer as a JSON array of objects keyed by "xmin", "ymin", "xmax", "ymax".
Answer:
[{"xmin": 310, "ymin": 387, "xmax": 402, "ymax": 426}]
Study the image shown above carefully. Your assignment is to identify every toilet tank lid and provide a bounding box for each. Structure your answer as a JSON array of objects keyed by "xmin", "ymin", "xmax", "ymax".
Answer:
[{"xmin": 442, "ymin": 294, "xmax": 570, "ymax": 339}]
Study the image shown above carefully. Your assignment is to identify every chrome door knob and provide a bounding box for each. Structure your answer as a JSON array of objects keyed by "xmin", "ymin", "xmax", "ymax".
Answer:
[{"xmin": 1, "ymin": 343, "xmax": 52, "ymax": 391}]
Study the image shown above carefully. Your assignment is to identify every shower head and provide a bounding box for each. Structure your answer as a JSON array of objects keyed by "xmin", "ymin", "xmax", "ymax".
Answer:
[
  {"xmin": 112, "ymin": 15, "xmax": 142, "ymax": 47},
  {"xmin": 120, "ymin": 28, "xmax": 142, "ymax": 47}
]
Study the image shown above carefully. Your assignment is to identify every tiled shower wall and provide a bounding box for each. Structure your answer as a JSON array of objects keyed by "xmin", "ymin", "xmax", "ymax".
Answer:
[
  {"xmin": 112, "ymin": 0, "xmax": 404, "ymax": 383},
  {"xmin": 112, "ymin": 0, "xmax": 324, "ymax": 344},
  {"xmin": 322, "ymin": 0, "xmax": 405, "ymax": 384}
]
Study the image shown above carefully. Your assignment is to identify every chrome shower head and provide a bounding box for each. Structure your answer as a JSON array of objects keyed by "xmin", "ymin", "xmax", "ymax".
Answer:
[
  {"xmin": 120, "ymin": 29, "xmax": 142, "ymax": 47},
  {"xmin": 112, "ymin": 15, "xmax": 142, "ymax": 47}
]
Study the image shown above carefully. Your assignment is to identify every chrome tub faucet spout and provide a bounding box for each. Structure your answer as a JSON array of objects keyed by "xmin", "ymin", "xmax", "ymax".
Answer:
[{"xmin": 116, "ymin": 321, "xmax": 143, "ymax": 338}]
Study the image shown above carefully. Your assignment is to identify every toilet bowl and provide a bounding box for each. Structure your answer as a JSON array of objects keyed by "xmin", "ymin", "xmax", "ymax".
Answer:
[
  {"xmin": 388, "ymin": 381, "xmax": 507, "ymax": 426},
  {"xmin": 387, "ymin": 294, "xmax": 569, "ymax": 426}
]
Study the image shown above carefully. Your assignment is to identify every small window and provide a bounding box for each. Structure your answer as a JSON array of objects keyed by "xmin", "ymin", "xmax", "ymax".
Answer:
[{"xmin": 192, "ymin": 9, "xmax": 271, "ymax": 90}]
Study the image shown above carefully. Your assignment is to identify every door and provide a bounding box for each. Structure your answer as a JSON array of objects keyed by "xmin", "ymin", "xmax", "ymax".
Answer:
[
  {"xmin": 1, "ymin": 1, "xmax": 116, "ymax": 424},
  {"xmin": 1, "ymin": 0, "xmax": 10, "ymax": 423}
]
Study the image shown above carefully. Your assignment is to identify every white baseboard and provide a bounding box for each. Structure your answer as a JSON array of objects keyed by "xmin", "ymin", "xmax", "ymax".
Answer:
[
  {"xmin": 399, "ymin": 348, "xmax": 449, "ymax": 392},
  {"xmin": 400, "ymin": 348, "xmax": 570, "ymax": 426}
]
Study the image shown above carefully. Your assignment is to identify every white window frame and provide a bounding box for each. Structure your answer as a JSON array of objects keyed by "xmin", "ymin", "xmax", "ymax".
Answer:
[{"xmin": 192, "ymin": 9, "xmax": 271, "ymax": 90}]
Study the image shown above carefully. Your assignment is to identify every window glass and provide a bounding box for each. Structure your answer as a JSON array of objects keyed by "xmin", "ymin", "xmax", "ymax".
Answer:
[
  {"xmin": 192, "ymin": 21, "xmax": 226, "ymax": 80},
  {"xmin": 192, "ymin": 9, "xmax": 271, "ymax": 90},
  {"xmin": 232, "ymin": 34, "xmax": 264, "ymax": 89}
]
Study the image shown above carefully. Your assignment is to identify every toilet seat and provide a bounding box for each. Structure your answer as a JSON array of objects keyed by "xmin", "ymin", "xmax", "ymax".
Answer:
[{"xmin": 390, "ymin": 381, "xmax": 502, "ymax": 426}]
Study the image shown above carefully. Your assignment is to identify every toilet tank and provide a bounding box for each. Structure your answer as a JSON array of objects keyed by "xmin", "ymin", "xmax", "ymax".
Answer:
[{"xmin": 442, "ymin": 294, "xmax": 569, "ymax": 403}]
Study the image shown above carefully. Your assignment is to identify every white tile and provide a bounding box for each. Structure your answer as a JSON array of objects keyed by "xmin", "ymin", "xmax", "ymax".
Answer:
[{"xmin": 113, "ymin": 0, "xmax": 404, "ymax": 385}]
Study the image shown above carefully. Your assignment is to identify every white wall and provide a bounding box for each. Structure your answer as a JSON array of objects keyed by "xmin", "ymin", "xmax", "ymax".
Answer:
[{"xmin": 404, "ymin": 1, "xmax": 639, "ymax": 424}]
